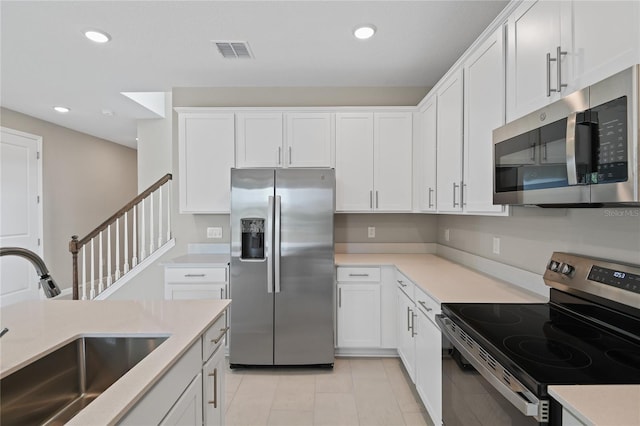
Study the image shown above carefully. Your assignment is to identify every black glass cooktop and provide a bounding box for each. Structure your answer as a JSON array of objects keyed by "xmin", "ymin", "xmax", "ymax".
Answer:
[{"xmin": 441, "ymin": 300, "xmax": 640, "ymax": 396}]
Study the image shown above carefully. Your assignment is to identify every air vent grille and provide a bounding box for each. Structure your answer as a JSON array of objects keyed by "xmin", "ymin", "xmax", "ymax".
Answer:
[{"xmin": 213, "ymin": 41, "xmax": 253, "ymax": 59}]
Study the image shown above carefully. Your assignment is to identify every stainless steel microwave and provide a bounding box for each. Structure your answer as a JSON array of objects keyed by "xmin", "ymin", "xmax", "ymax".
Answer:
[{"xmin": 493, "ymin": 65, "xmax": 639, "ymax": 206}]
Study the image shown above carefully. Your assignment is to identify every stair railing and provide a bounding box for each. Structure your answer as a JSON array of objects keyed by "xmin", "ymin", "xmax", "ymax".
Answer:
[{"xmin": 69, "ymin": 174, "xmax": 172, "ymax": 300}]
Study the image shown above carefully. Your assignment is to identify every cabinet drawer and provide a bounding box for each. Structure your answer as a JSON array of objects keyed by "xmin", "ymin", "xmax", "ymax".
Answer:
[
  {"xmin": 203, "ymin": 312, "xmax": 228, "ymax": 362},
  {"xmin": 165, "ymin": 267, "xmax": 227, "ymax": 284},
  {"xmin": 415, "ymin": 288, "xmax": 441, "ymax": 325},
  {"xmin": 396, "ymin": 270, "xmax": 414, "ymax": 300},
  {"xmin": 337, "ymin": 267, "xmax": 380, "ymax": 282}
]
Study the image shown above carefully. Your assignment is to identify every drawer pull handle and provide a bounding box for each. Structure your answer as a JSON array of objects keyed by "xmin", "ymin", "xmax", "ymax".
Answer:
[
  {"xmin": 349, "ymin": 273, "xmax": 369, "ymax": 277},
  {"xmin": 207, "ymin": 367, "xmax": 218, "ymax": 407},
  {"xmin": 184, "ymin": 273, "xmax": 206, "ymax": 277},
  {"xmin": 211, "ymin": 326, "xmax": 230, "ymax": 344},
  {"xmin": 418, "ymin": 301, "xmax": 433, "ymax": 312},
  {"xmin": 397, "ymin": 279, "xmax": 407, "ymax": 287}
]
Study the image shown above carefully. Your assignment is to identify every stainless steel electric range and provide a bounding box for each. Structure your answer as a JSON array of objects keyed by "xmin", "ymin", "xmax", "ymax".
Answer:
[{"xmin": 436, "ymin": 252, "xmax": 640, "ymax": 425}]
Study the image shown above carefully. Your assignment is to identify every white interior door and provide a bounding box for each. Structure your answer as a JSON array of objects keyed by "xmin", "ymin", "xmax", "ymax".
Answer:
[{"xmin": 1, "ymin": 127, "xmax": 43, "ymax": 306}]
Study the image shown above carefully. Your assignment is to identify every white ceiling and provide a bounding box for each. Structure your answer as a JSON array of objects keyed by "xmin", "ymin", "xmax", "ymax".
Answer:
[{"xmin": 1, "ymin": 1, "xmax": 508, "ymax": 148}]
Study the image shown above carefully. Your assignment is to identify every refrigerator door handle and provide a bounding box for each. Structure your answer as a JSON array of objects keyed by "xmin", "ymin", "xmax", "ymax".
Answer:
[
  {"xmin": 274, "ymin": 195, "xmax": 282, "ymax": 293},
  {"xmin": 267, "ymin": 195, "xmax": 274, "ymax": 293}
]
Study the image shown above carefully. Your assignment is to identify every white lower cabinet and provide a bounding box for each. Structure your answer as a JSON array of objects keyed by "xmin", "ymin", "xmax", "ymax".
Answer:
[
  {"xmin": 160, "ymin": 373, "xmax": 203, "ymax": 426},
  {"xmin": 337, "ymin": 282, "xmax": 381, "ymax": 348},
  {"xmin": 396, "ymin": 283, "xmax": 416, "ymax": 382},
  {"xmin": 203, "ymin": 342, "xmax": 226, "ymax": 426},
  {"xmin": 414, "ymin": 290, "xmax": 442, "ymax": 426}
]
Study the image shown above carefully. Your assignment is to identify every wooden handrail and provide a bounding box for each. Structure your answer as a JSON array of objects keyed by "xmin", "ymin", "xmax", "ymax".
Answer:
[{"xmin": 70, "ymin": 173, "xmax": 172, "ymax": 299}]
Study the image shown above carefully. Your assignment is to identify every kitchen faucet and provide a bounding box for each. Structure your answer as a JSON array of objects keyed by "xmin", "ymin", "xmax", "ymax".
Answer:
[{"xmin": 0, "ymin": 247, "xmax": 61, "ymax": 298}]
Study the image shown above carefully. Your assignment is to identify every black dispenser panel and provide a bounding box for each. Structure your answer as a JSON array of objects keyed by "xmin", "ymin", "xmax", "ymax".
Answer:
[{"xmin": 241, "ymin": 218, "xmax": 265, "ymax": 260}]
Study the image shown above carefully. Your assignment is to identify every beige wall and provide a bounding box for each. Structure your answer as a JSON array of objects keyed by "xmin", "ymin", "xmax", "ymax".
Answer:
[
  {"xmin": 438, "ymin": 207, "xmax": 640, "ymax": 275},
  {"xmin": 137, "ymin": 92, "xmax": 173, "ymax": 192},
  {"xmin": 1, "ymin": 108, "xmax": 138, "ymax": 291}
]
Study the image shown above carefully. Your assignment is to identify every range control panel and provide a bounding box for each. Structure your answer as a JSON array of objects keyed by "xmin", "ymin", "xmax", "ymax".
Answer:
[{"xmin": 544, "ymin": 252, "xmax": 640, "ymax": 307}]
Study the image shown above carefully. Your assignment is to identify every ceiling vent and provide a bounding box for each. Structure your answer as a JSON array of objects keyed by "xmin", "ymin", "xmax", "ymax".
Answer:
[{"xmin": 213, "ymin": 41, "xmax": 253, "ymax": 59}]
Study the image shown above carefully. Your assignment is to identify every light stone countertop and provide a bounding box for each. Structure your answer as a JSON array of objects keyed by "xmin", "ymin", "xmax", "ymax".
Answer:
[
  {"xmin": 549, "ymin": 385, "xmax": 640, "ymax": 426},
  {"xmin": 335, "ymin": 253, "xmax": 546, "ymax": 303},
  {"xmin": 336, "ymin": 253, "xmax": 640, "ymax": 424},
  {"xmin": 163, "ymin": 253, "xmax": 230, "ymax": 267},
  {"xmin": 0, "ymin": 299, "xmax": 230, "ymax": 425}
]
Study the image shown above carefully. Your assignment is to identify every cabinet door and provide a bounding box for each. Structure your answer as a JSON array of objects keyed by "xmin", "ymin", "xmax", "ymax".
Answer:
[
  {"xmin": 285, "ymin": 113, "xmax": 333, "ymax": 167},
  {"xmin": 337, "ymin": 283, "xmax": 381, "ymax": 348},
  {"xmin": 203, "ymin": 347, "xmax": 226, "ymax": 426},
  {"xmin": 374, "ymin": 112, "xmax": 413, "ymax": 211},
  {"xmin": 564, "ymin": 1, "xmax": 640, "ymax": 92},
  {"xmin": 236, "ymin": 113, "xmax": 283, "ymax": 168},
  {"xmin": 436, "ymin": 69, "xmax": 464, "ymax": 213},
  {"xmin": 416, "ymin": 98, "xmax": 437, "ymax": 212},
  {"xmin": 165, "ymin": 284, "xmax": 226, "ymax": 300},
  {"xmin": 396, "ymin": 288, "xmax": 416, "ymax": 381},
  {"xmin": 160, "ymin": 373, "xmax": 203, "ymax": 426},
  {"xmin": 178, "ymin": 113, "xmax": 235, "ymax": 213},
  {"xmin": 507, "ymin": 0, "xmax": 562, "ymax": 121},
  {"xmin": 335, "ymin": 113, "xmax": 374, "ymax": 211},
  {"xmin": 463, "ymin": 27, "xmax": 506, "ymax": 215},
  {"xmin": 415, "ymin": 313, "xmax": 442, "ymax": 426}
]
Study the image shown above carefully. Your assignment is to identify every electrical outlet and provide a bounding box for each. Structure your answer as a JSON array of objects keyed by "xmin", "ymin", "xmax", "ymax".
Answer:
[
  {"xmin": 207, "ymin": 227, "xmax": 223, "ymax": 239},
  {"xmin": 444, "ymin": 229, "xmax": 450, "ymax": 242},
  {"xmin": 493, "ymin": 237, "xmax": 501, "ymax": 255},
  {"xmin": 368, "ymin": 227, "xmax": 376, "ymax": 238}
]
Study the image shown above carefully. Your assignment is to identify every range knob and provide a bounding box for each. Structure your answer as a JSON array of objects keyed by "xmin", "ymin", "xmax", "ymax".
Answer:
[
  {"xmin": 560, "ymin": 263, "xmax": 574, "ymax": 276},
  {"xmin": 548, "ymin": 260, "xmax": 560, "ymax": 272}
]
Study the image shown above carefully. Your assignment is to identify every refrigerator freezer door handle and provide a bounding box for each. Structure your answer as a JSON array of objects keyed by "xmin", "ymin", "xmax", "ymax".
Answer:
[
  {"xmin": 267, "ymin": 195, "xmax": 274, "ymax": 293},
  {"xmin": 274, "ymin": 195, "xmax": 282, "ymax": 293}
]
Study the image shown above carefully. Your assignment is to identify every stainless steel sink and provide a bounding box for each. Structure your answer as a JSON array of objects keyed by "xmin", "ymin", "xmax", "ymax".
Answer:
[{"xmin": 1, "ymin": 336, "xmax": 168, "ymax": 425}]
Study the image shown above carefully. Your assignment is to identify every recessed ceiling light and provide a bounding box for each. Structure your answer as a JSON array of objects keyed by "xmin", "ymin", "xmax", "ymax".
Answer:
[
  {"xmin": 53, "ymin": 106, "xmax": 70, "ymax": 113},
  {"xmin": 84, "ymin": 29, "xmax": 111, "ymax": 43},
  {"xmin": 354, "ymin": 25, "xmax": 376, "ymax": 40}
]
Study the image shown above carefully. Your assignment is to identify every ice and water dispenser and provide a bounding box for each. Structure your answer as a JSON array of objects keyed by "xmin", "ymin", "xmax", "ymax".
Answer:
[{"xmin": 241, "ymin": 218, "xmax": 265, "ymax": 260}]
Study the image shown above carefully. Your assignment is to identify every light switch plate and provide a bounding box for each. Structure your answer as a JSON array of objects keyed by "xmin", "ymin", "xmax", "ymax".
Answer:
[
  {"xmin": 207, "ymin": 227, "xmax": 223, "ymax": 239},
  {"xmin": 368, "ymin": 227, "xmax": 376, "ymax": 238}
]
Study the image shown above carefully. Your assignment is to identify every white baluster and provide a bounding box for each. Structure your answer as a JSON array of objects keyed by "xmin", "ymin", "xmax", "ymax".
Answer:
[
  {"xmin": 82, "ymin": 245, "xmax": 87, "ymax": 300},
  {"xmin": 141, "ymin": 199, "xmax": 146, "ymax": 260},
  {"xmin": 158, "ymin": 186, "xmax": 163, "ymax": 248},
  {"xmin": 98, "ymin": 232, "xmax": 104, "ymax": 294},
  {"xmin": 124, "ymin": 211, "xmax": 130, "ymax": 273},
  {"xmin": 115, "ymin": 217, "xmax": 121, "ymax": 280},
  {"xmin": 149, "ymin": 191, "xmax": 155, "ymax": 254},
  {"xmin": 107, "ymin": 224, "xmax": 112, "ymax": 286},
  {"xmin": 90, "ymin": 238, "xmax": 96, "ymax": 300},
  {"xmin": 166, "ymin": 181, "xmax": 172, "ymax": 241},
  {"xmin": 132, "ymin": 204, "xmax": 138, "ymax": 267}
]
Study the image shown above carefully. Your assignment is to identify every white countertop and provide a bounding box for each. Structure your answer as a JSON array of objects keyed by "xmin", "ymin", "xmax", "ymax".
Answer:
[
  {"xmin": 549, "ymin": 385, "xmax": 640, "ymax": 426},
  {"xmin": 0, "ymin": 299, "xmax": 230, "ymax": 424},
  {"xmin": 163, "ymin": 253, "xmax": 230, "ymax": 267},
  {"xmin": 335, "ymin": 253, "xmax": 546, "ymax": 303}
]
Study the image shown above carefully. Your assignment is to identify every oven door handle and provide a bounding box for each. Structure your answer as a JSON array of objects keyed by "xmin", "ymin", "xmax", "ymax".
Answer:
[{"xmin": 436, "ymin": 315, "xmax": 546, "ymax": 420}]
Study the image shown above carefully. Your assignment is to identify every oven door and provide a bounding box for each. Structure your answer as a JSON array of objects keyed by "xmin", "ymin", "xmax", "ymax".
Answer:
[{"xmin": 436, "ymin": 315, "xmax": 549, "ymax": 426}]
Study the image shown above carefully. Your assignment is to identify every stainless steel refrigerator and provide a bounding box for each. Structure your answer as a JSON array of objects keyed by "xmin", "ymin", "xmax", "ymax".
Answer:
[{"xmin": 229, "ymin": 168, "xmax": 335, "ymax": 367}]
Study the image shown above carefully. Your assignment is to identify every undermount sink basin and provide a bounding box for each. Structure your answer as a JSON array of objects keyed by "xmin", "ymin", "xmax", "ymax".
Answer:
[{"xmin": 1, "ymin": 336, "xmax": 168, "ymax": 425}]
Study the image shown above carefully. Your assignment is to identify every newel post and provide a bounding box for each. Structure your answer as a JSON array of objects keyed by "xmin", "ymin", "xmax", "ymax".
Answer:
[{"xmin": 69, "ymin": 235, "xmax": 79, "ymax": 300}]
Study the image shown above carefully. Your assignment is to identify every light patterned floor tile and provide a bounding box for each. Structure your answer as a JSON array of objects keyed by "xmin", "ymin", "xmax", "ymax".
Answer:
[
  {"xmin": 267, "ymin": 409, "xmax": 314, "ymax": 426},
  {"xmin": 314, "ymin": 392, "xmax": 360, "ymax": 426}
]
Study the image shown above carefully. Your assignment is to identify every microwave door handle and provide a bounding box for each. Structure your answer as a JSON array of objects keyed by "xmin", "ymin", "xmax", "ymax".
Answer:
[{"xmin": 566, "ymin": 112, "xmax": 578, "ymax": 185}]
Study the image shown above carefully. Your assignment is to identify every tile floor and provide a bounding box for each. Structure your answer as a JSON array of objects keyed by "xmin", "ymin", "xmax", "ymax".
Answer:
[{"xmin": 225, "ymin": 357, "xmax": 435, "ymax": 426}]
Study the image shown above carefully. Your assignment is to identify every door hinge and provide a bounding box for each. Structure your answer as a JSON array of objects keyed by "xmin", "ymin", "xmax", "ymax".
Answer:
[
  {"xmin": 36, "ymin": 151, "xmax": 40, "ymax": 160},
  {"xmin": 38, "ymin": 238, "xmax": 41, "ymax": 246},
  {"xmin": 37, "ymin": 195, "xmax": 40, "ymax": 203}
]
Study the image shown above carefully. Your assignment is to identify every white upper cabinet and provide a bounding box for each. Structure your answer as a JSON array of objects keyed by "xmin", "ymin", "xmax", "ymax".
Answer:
[
  {"xmin": 236, "ymin": 112, "xmax": 334, "ymax": 168},
  {"xmin": 177, "ymin": 112, "xmax": 235, "ymax": 214},
  {"xmin": 415, "ymin": 98, "xmax": 437, "ymax": 212},
  {"xmin": 285, "ymin": 113, "xmax": 334, "ymax": 168},
  {"xmin": 463, "ymin": 26, "xmax": 507, "ymax": 215},
  {"xmin": 436, "ymin": 69, "xmax": 464, "ymax": 213},
  {"xmin": 507, "ymin": 0, "xmax": 563, "ymax": 121},
  {"xmin": 563, "ymin": 1, "xmax": 639, "ymax": 92},
  {"xmin": 335, "ymin": 113, "xmax": 375, "ymax": 211},
  {"xmin": 335, "ymin": 112, "xmax": 412, "ymax": 212},
  {"xmin": 374, "ymin": 112, "xmax": 413, "ymax": 211},
  {"xmin": 236, "ymin": 112, "xmax": 284, "ymax": 168},
  {"xmin": 507, "ymin": 0, "xmax": 640, "ymax": 122}
]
